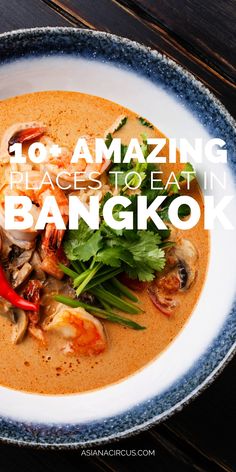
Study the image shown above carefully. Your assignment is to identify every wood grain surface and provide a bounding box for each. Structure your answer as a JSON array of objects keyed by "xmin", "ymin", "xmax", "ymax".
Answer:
[
  {"xmin": 43, "ymin": 0, "xmax": 236, "ymax": 117},
  {"xmin": 0, "ymin": 1, "xmax": 235, "ymax": 471}
]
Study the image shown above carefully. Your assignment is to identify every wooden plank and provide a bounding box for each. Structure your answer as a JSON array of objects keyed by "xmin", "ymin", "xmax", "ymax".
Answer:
[
  {"xmin": 119, "ymin": 0, "xmax": 236, "ymax": 82},
  {"xmin": 0, "ymin": 430, "xmax": 218, "ymax": 472},
  {"xmin": 0, "ymin": 0, "xmax": 73, "ymax": 33},
  {"xmin": 0, "ymin": 443, "xmax": 111, "ymax": 472},
  {"xmin": 44, "ymin": 0, "xmax": 236, "ymax": 118}
]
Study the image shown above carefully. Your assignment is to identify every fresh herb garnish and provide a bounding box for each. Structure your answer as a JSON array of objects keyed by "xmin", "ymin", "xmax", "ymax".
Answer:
[
  {"xmin": 63, "ymin": 220, "xmax": 103, "ymax": 262},
  {"xmin": 64, "ymin": 219, "xmax": 165, "ymax": 283},
  {"xmin": 138, "ymin": 116, "xmax": 154, "ymax": 129},
  {"xmin": 114, "ymin": 116, "xmax": 128, "ymax": 132},
  {"xmin": 59, "ymin": 127, "xmax": 196, "ymax": 330}
]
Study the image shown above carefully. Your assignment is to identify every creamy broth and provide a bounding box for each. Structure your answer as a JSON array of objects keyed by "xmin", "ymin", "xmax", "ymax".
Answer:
[{"xmin": 0, "ymin": 91, "xmax": 209, "ymax": 394}]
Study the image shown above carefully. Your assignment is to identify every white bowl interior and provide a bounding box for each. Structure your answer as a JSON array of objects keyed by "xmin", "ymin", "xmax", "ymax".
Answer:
[{"xmin": 0, "ymin": 56, "xmax": 235, "ymax": 424}]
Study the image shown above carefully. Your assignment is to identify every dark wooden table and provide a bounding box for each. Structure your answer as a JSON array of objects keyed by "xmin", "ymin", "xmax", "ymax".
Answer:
[{"xmin": 0, "ymin": 1, "xmax": 235, "ymax": 471}]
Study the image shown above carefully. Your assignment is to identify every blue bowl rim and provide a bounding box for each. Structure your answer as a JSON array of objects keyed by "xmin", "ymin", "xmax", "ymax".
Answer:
[{"xmin": 0, "ymin": 26, "xmax": 235, "ymax": 448}]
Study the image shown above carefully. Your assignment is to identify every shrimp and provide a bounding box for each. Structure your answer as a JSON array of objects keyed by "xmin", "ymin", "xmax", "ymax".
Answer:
[
  {"xmin": 34, "ymin": 185, "xmax": 69, "ymax": 279},
  {"xmin": 0, "ymin": 117, "xmax": 123, "ymax": 189},
  {"xmin": 43, "ymin": 306, "xmax": 107, "ymax": 355},
  {"xmin": 0, "ymin": 121, "xmax": 46, "ymax": 165}
]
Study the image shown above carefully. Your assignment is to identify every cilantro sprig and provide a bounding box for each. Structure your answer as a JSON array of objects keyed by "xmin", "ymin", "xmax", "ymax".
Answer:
[
  {"xmin": 64, "ymin": 219, "xmax": 165, "ymax": 283},
  {"xmin": 138, "ymin": 116, "xmax": 154, "ymax": 129},
  {"xmin": 114, "ymin": 116, "xmax": 127, "ymax": 132}
]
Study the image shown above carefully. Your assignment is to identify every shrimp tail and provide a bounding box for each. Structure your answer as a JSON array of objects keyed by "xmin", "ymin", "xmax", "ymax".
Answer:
[{"xmin": 43, "ymin": 224, "xmax": 65, "ymax": 251}]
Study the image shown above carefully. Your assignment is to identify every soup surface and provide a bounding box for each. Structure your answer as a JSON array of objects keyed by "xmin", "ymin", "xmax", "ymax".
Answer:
[{"xmin": 0, "ymin": 91, "xmax": 209, "ymax": 394}]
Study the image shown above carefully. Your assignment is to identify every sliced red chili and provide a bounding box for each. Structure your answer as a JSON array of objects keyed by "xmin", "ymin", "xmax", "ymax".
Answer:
[{"xmin": 0, "ymin": 265, "xmax": 39, "ymax": 311}]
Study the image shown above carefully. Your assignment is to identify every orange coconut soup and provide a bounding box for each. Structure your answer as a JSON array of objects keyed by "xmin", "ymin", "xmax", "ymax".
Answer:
[{"xmin": 0, "ymin": 91, "xmax": 209, "ymax": 394}]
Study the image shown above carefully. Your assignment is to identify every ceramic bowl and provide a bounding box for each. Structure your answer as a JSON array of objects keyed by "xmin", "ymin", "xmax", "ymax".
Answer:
[{"xmin": 0, "ymin": 27, "xmax": 235, "ymax": 447}]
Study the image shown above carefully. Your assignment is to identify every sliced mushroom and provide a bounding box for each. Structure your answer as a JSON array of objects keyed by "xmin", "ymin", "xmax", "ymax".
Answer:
[
  {"xmin": 0, "ymin": 228, "xmax": 36, "ymax": 250},
  {"xmin": 0, "ymin": 229, "xmax": 12, "ymax": 270},
  {"xmin": 11, "ymin": 262, "xmax": 33, "ymax": 288},
  {"xmin": 177, "ymin": 261, "xmax": 188, "ymax": 289},
  {"xmin": 28, "ymin": 324, "xmax": 46, "ymax": 344},
  {"xmin": 30, "ymin": 251, "xmax": 46, "ymax": 281},
  {"xmin": 9, "ymin": 246, "xmax": 34, "ymax": 269},
  {"xmin": 0, "ymin": 299, "xmax": 15, "ymax": 322},
  {"xmin": 12, "ymin": 309, "xmax": 28, "ymax": 344},
  {"xmin": 173, "ymin": 239, "xmax": 198, "ymax": 290}
]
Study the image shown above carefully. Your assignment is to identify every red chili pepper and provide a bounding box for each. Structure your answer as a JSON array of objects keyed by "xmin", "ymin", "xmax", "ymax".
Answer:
[{"xmin": 0, "ymin": 265, "xmax": 39, "ymax": 311}]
